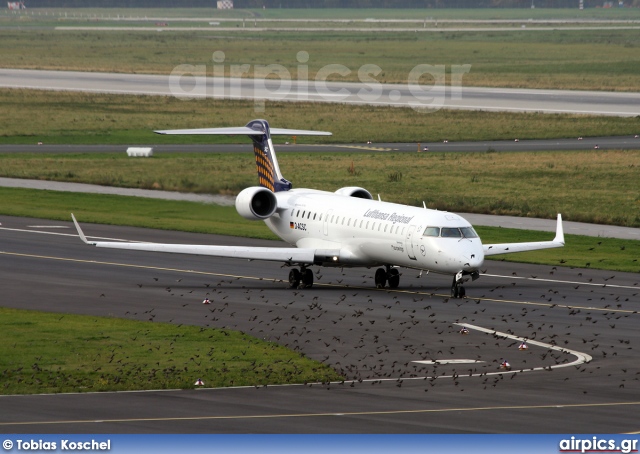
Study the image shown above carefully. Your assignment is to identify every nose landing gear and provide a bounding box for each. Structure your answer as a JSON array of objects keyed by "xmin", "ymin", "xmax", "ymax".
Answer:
[{"xmin": 451, "ymin": 271, "xmax": 466, "ymax": 298}]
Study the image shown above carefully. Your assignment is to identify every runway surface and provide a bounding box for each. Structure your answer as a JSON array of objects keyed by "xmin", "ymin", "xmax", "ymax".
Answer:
[
  {"xmin": 0, "ymin": 215, "xmax": 638, "ymax": 433},
  {"xmin": 2, "ymin": 68, "xmax": 639, "ymax": 116}
]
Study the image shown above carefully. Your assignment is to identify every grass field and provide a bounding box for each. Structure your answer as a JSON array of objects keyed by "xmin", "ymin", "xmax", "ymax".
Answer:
[
  {"xmin": 2, "ymin": 89, "xmax": 639, "ymax": 146},
  {"xmin": 0, "ymin": 27, "xmax": 639, "ymax": 90},
  {"xmin": 0, "ymin": 307, "xmax": 341, "ymax": 394},
  {"xmin": 1, "ymin": 148, "xmax": 639, "ymax": 227}
]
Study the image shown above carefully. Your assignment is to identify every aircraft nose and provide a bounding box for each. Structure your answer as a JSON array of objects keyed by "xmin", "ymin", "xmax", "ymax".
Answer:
[{"xmin": 463, "ymin": 243, "xmax": 484, "ymax": 270}]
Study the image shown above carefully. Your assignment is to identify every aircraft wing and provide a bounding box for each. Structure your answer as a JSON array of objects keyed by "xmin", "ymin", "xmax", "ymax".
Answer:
[
  {"xmin": 71, "ymin": 214, "xmax": 318, "ymax": 265},
  {"xmin": 155, "ymin": 127, "xmax": 332, "ymax": 136},
  {"xmin": 483, "ymin": 214, "xmax": 565, "ymax": 257}
]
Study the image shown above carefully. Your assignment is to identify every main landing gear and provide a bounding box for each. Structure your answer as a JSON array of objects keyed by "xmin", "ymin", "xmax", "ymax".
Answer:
[
  {"xmin": 374, "ymin": 265, "xmax": 400, "ymax": 289},
  {"xmin": 289, "ymin": 267, "xmax": 313, "ymax": 289},
  {"xmin": 451, "ymin": 271, "xmax": 466, "ymax": 299}
]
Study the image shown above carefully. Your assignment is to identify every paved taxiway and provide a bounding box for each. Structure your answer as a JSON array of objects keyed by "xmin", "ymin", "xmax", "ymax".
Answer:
[
  {"xmin": 2, "ymin": 68, "xmax": 639, "ymax": 116},
  {"xmin": 0, "ymin": 215, "xmax": 638, "ymax": 433},
  {"xmin": 1, "ymin": 135, "xmax": 640, "ymax": 155}
]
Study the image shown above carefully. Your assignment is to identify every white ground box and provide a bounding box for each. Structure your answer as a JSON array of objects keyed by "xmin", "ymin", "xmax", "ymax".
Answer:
[{"xmin": 126, "ymin": 147, "xmax": 153, "ymax": 157}]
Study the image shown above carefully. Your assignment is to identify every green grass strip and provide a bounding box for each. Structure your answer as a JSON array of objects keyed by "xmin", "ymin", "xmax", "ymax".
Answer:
[
  {"xmin": 0, "ymin": 307, "xmax": 341, "ymax": 395},
  {"xmin": 0, "ymin": 187, "xmax": 275, "ymax": 239}
]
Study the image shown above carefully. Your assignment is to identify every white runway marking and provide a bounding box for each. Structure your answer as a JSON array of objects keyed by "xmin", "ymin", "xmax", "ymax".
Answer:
[
  {"xmin": 485, "ymin": 273, "xmax": 639, "ymax": 291},
  {"xmin": 454, "ymin": 322, "xmax": 593, "ymax": 373},
  {"xmin": 27, "ymin": 225, "xmax": 69, "ymax": 229}
]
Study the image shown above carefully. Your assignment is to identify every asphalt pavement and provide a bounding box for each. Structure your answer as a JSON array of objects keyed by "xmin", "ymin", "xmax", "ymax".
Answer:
[{"xmin": 0, "ymin": 216, "xmax": 638, "ymax": 433}]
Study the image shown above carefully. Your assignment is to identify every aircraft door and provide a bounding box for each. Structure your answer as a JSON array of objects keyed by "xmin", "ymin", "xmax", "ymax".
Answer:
[
  {"xmin": 324, "ymin": 209, "xmax": 333, "ymax": 236},
  {"xmin": 405, "ymin": 225, "xmax": 417, "ymax": 260}
]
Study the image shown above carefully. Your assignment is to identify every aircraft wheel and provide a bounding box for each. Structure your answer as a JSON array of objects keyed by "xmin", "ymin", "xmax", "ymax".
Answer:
[
  {"xmin": 388, "ymin": 268, "xmax": 400, "ymax": 289},
  {"xmin": 288, "ymin": 269, "xmax": 301, "ymax": 289},
  {"xmin": 374, "ymin": 268, "xmax": 387, "ymax": 289},
  {"xmin": 301, "ymin": 268, "xmax": 314, "ymax": 289},
  {"xmin": 459, "ymin": 286, "xmax": 466, "ymax": 298}
]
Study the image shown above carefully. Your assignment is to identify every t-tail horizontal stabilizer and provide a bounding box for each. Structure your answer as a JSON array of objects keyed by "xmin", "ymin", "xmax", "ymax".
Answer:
[
  {"xmin": 155, "ymin": 127, "xmax": 332, "ymax": 136},
  {"xmin": 483, "ymin": 214, "xmax": 565, "ymax": 256},
  {"xmin": 154, "ymin": 119, "xmax": 331, "ymax": 193}
]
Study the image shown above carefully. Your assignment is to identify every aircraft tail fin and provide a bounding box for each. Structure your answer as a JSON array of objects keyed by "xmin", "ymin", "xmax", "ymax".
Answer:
[
  {"xmin": 155, "ymin": 119, "xmax": 331, "ymax": 193},
  {"xmin": 246, "ymin": 119, "xmax": 290, "ymax": 192}
]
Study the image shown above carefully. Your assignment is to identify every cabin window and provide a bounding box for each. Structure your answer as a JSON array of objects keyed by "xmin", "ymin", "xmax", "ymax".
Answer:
[
  {"xmin": 395, "ymin": 225, "xmax": 400, "ymax": 234},
  {"xmin": 359, "ymin": 220, "xmax": 363, "ymax": 228},
  {"xmin": 307, "ymin": 212, "xmax": 311, "ymax": 219},
  {"xmin": 330, "ymin": 215, "xmax": 334, "ymax": 223},
  {"xmin": 342, "ymin": 217, "xmax": 345, "ymax": 225},
  {"xmin": 296, "ymin": 210, "xmax": 300, "ymax": 217},
  {"xmin": 291, "ymin": 209, "xmax": 295, "ymax": 216},
  {"xmin": 372, "ymin": 222, "xmax": 376, "ymax": 230},
  {"xmin": 401, "ymin": 227, "xmax": 405, "ymax": 235},
  {"xmin": 378, "ymin": 224, "xmax": 381, "ymax": 231},
  {"xmin": 302, "ymin": 211, "xmax": 306, "ymax": 218},
  {"xmin": 313, "ymin": 213, "xmax": 317, "ymax": 220},
  {"xmin": 423, "ymin": 226, "xmax": 440, "ymax": 237},
  {"xmin": 319, "ymin": 214, "xmax": 322, "ymax": 221},
  {"xmin": 366, "ymin": 221, "xmax": 369, "ymax": 229}
]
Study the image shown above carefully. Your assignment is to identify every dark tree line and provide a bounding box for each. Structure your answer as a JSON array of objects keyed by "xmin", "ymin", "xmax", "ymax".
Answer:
[{"xmin": 24, "ymin": 0, "xmax": 633, "ymax": 8}]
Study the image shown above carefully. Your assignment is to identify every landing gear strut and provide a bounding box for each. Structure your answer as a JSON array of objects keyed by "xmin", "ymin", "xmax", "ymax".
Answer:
[
  {"xmin": 451, "ymin": 271, "xmax": 466, "ymax": 299},
  {"xmin": 289, "ymin": 267, "xmax": 313, "ymax": 289},
  {"xmin": 374, "ymin": 268, "xmax": 386, "ymax": 288},
  {"xmin": 388, "ymin": 268, "xmax": 400, "ymax": 288},
  {"xmin": 375, "ymin": 266, "xmax": 400, "ymax": 289}
]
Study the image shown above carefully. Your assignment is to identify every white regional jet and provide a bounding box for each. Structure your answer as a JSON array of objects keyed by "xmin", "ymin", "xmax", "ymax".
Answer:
[{"xmin": 72, "ymin": 119, "xmax": 565, "ymax": 298}]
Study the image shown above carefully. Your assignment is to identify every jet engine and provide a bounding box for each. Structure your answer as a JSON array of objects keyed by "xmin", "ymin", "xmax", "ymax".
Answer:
[
  {"xmin": 235, "ymin": 186, "xmax": 278, "ymax": 220},
  {"xmin": 334, "ymin": 186, "xmax": 373, "ymax": 200}
]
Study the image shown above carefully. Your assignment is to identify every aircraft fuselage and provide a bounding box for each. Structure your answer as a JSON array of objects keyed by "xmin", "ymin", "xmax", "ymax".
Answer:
[{"xmin": 266, "ymin": 189, "xmax": 485, "ymax": 275}]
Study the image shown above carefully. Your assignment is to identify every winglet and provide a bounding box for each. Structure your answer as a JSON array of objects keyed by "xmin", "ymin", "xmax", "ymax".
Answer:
[
  {"xmin": 553, "ymin": 213, "xmax": 565, "ymax": 245},
  {"xmin": 71, "ymin": 213, "xmax": 91, "ymax": 245}
]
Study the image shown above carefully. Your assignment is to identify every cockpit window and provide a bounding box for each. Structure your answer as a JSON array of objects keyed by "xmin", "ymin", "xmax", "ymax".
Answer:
[
  {"xmin": 423, "ymin": 227, "xmax": 440, "ymax": 237},
  {"xmin": 441, "ymin": 227, "xmax": 462, "ymax": 238},
  {"xmin": 460, "ymin": 227, "xmax": 479, "ymax": 238}
]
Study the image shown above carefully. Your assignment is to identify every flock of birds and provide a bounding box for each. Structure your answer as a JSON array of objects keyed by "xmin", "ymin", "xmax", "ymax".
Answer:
[{"xmin": 111, "ymin": 263, "xmax": 639, "ymax": 394}]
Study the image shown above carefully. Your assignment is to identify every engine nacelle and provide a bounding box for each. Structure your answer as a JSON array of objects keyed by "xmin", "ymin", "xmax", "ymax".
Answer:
[
  {"xmin": 235, "ymin": 186, "xmax": 278, "ymax": 221},
  {"xmin": 334, "ymin": 186, "xmax": 373, "ymax": 200}
]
